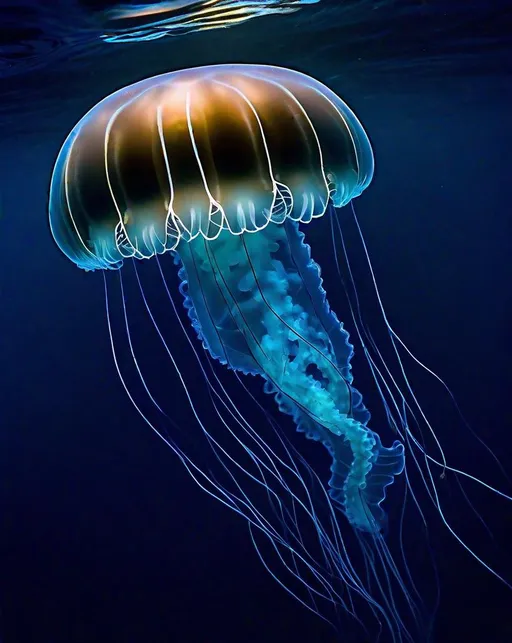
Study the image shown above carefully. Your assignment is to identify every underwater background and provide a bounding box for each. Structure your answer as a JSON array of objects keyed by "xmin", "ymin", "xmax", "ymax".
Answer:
[{"xmin": 1, "ymin": 1, "xmax": 511, "ymax": 642}]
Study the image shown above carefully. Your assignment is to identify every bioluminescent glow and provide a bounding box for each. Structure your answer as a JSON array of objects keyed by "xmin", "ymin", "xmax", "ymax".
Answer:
[{"xmin": 48, "ymin": 64, "xmax": 511, "ymax": 641}]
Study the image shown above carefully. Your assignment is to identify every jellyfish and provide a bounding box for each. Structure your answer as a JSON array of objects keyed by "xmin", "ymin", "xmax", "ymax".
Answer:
[{"xmin": 48, "ymin": 64, "xmax": 511, "ymax": 641}]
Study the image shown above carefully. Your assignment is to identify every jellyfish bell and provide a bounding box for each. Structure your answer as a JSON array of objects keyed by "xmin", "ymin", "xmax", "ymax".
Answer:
[
  {"xmin": 48, "ymin": 64, "xmax": 511, "ymax": 640},
  {"xmin": 49, "ymin": 64, "xmax": 372, "ymax": 268}
]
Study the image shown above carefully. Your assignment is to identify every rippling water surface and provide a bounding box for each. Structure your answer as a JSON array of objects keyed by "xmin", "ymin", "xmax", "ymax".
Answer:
[{"xmin": 1, "ymin": 0, "xmax": 511, "ymax": 135}]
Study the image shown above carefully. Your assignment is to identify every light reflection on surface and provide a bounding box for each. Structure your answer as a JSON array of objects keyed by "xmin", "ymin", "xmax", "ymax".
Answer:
[{"xmin": 100, "ymin": 0, "xmax": 320, "ymax": 42}]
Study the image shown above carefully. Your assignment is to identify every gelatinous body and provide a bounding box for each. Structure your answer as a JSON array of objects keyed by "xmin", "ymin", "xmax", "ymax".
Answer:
[
  {"xmin": 50, "ymin": 64, "xmax": 371, "ymax": 269},
  {"xmin": 178, "ymin": 219, "xmax": 404, "ymax": 531},
  {"xmin": 49, "ymin": 64, "xmax": 403, "ymax": 534},
  {"xmin": 48, "ymin": 63, "xmax": 512, "ymax": 642}
]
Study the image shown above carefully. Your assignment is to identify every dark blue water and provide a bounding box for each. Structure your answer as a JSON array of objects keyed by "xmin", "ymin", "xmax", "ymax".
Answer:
[{"xmin": 1, "ymin": 1, "xmax": 511, "ymax": 642}]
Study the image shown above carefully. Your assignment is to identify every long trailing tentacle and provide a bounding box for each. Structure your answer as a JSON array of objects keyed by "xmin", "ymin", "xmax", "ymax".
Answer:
[
  {"xmin": 328, "ymin": 201, "xmax": 511, "ymax": 589},
  {"xmin": 103, "ymin": 267, "xmax": 408, "ymax": 638}
]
